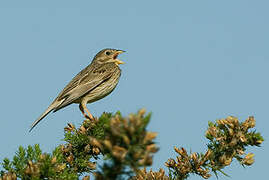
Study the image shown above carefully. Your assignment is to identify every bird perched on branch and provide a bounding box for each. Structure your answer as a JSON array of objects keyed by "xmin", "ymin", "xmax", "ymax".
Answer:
[{"xmin": 30, "ymin": 48, "xmax": 125, "ymax": 132}]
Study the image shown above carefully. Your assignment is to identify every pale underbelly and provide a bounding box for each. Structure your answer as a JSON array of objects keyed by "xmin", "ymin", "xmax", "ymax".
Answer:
[{"xmin": 73, "ymin": 74, "xmax": 120, "ymax": 104}]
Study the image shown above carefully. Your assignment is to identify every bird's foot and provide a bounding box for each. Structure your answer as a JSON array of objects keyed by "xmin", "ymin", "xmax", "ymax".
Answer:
[{"xmin": 85, "ymin": 114, "xmax": 95, "ymax": 121}]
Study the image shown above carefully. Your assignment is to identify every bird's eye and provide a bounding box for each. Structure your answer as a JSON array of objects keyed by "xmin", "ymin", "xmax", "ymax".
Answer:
[{"xmin": 105, "ymin": 51, "xmax": 111, "ymax": 56}]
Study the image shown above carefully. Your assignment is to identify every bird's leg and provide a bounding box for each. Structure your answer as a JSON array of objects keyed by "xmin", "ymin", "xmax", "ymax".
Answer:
[
  {"xmin": 79, "ymin": 103, "xmax": 87, "ymax": 118},
  {"xmin": 79, "ymin": 103, "xmax": 94, "ymax": 120},
  {"xmin": 84, "ymin": 105, "xmax": 94, "ymax": 120}
]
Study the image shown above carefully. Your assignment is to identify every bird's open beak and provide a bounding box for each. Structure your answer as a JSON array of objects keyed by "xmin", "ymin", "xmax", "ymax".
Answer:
[{"xmin": 114, "ymin": 50, "xmax": 125, "ymax": 65}]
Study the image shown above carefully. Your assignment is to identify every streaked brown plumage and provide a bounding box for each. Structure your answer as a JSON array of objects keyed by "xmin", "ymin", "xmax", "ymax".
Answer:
[{"xmin": 30, "ymin": 48, "xmax": 125, "ymax": 132}]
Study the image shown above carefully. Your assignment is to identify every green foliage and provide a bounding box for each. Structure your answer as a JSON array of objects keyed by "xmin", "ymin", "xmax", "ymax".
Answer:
[
  {"xmin": 0, "ymin": 111, "xmax": 264, "ymax": 180},
  {"xmin": 94, "ymin": 110, "xmax": 157, "ymax": 179},
  {"xmin": 1, "ymin": 144, "xmax": 78, "ymax": 180},
  {"xmin": 165, "ymin": 116, "xmax": 264, "ymax": 180}
]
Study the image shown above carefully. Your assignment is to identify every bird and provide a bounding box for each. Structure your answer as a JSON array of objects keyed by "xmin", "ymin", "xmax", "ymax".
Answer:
[{"xmin": 30, "ymin": 48, "xmax": 125, "ymax": 132}]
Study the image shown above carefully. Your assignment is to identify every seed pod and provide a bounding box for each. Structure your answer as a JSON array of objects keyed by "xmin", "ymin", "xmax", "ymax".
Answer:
[
  {"xmin": 56, "ymin": 163, "xmax": 66, "ymax": 172},
  {"xmin": 90, "ymin": 138, "xmax": 102, "ymax": 149},
  {"xmin": 82, "ymin": 176, "xmax": 90, "ymax": 180},
  {"xmin": 146, "ymin": 144, "xmax": 159, "ymax": 153},
  {"xmin": 87, "ymin": 162, "xmax": 96, "ymax": 169},
  {"xmin": 66, "ymin": 154, "xmax": 74, "ymax": 164},
  {"xmin": 138, "ymin": 108, "xmax": 146, "ymax": 117},
  {"xmin": 92, "ymin": 147, "xmax": 101, "ymax": 155},
  {"xmin": 122, "ymin": 135, "xmax": 130, "ymax": 145},
  {"xmin": 51, "ymin": 156, "xmax": 57, "ymax": 164},
  {"xmin": 103, "ymin": 139, "xmax": 112, "ymax": 150},
  {"xmin": 112, "ymin": 146, "xmax": 127, "ymax": 161},
  {"xmin": 80, "ymin": 125, "xmax": 86, "ymax": 134},
  {"xmin": 143, "ymin": 132, "xmax": 158, "ymax": 144},
  {"xmin": 242, "ymin": 153, "xmax": 255, "ymax": 166}
]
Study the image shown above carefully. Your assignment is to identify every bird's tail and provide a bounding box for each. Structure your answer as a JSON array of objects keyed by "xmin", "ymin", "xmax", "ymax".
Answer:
[{"xmin": 29, "ymin": 104, "xmax": 55, "ymax": 132}]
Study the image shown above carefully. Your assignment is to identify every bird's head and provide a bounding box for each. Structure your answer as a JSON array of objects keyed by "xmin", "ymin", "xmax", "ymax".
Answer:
[{"xmin": 93, "ymin": 48, "xmax": 125, "ymax": 65}]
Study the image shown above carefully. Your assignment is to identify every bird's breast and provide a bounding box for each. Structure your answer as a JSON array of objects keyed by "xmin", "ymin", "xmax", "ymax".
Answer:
[{"xmin": 82, "ymin": 68, "xmax": 121, "ymax": 104}]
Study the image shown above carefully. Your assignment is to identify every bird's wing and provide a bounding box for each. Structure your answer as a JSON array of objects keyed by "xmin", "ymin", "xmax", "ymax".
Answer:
[
  {"xmin": 53, "ymin": 63, "xmax": 114, "ymax": 111},
  {"xmin": 55, "ymin": 64, "xmax": 92, "ymax": 100}
]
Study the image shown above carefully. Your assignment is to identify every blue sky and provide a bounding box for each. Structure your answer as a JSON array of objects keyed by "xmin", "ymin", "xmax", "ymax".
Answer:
[{"xmin": 0, "ymin": 0, "xmax": 268, "ymax": 179}]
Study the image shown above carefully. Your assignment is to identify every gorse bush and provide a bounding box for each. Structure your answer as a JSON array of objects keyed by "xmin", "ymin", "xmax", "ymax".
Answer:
[{"xmin": 0, "ymin": 109, "xmax": 264, "ymax": 180}]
